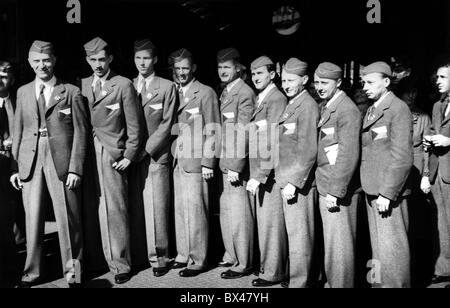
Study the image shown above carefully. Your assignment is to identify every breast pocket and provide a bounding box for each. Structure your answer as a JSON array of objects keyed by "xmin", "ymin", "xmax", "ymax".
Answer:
[
  {"xmin": 371, "ymin": 125, "xmax": 389, "ymax": 142},
  {"xmin": 320, "ymin": 126, "xmax": 338, "ymax": 145},
  {"xmin": 57, "ymin": 106, "xmax": 73, "ymax": 123},
  {"xmin": 105, "ymin": 103, "xmax": 122, "ymax": 117}
]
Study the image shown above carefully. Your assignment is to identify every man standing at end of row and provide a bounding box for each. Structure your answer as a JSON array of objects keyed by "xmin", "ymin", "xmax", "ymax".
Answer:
[
  {"xmin": 82, "ymin": 37, "xmax": 143, "ymax": 284},
  {"xmin": 314, "ymin": 62, "xmax": 361, "ymax": 288},
  {"xmin": 360, "ymin": 61, "xmax": 413, "ymax": 288}
]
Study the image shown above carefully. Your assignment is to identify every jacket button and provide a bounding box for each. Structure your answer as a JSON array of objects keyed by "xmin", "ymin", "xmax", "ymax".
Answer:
[{"xmin": 34, "ymin": 133, "xmax": 37, "ymax": 136}]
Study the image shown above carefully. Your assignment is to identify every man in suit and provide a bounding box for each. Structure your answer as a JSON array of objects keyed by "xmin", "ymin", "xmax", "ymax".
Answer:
[
  {"xmin": 10, "ymin": 41, "xmax": 88, "ymax": 288},
  {"xmin": 0, "ymin": 61, "xmax": 17, "ymax": 284},
  {"xmin": 246, "ymin": 56, "xmax": 287, "ymax": 286},
  {"xmin": 360, "ymin": 61, "xmax": 413, "ymax": 288},
  {"xmin": 425, "ymin": 62, "xmax": 450, "ymax": 286},
  {"xmin": 216, "ymin": 48, "xmax": 255, "ymax": 279},
  {"xmin": 314, "ymin": 62, "xmax": 361, "ymax": 288},
  {"xmin": 129, "ymin": 39, "xmax": 178, "ymax": 277},
  {"xmin": 275, "ymin": 58, "xmax": 319, "ymax": 288},
  {"xmin": 82, "ymin": 37, "xmax": 143, "ymax": 284},
  {"xmin": 170, "ymin": 48, "xmax": 221, "ymax": 277}
]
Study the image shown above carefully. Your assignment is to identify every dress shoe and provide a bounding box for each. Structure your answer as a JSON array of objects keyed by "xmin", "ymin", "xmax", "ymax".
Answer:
[
  {"xmin": 171, "ymin": 262, "xmax": 187, "ymax": 269},
  {"xmin": 221, "ymin": 269, "xmax": 249, "ymax": 279},
  {"xmin": 431, "ymin": 275, "xmax": 450, "ymax": 284},
  {"xmin": 114, "ymin": 273, "xmax": 131, "ymax": 284},
  {"xmin": 251, "ymin": 278, "xmax": 281, "ymax": 287},
  {"xmin": 281, "ymin": 281, "xmax": 289, "ymax": 288},
  {"xmin": 179, "ymin": 268, "xmax": 204, "ymax": 277},
  {"xmin": 153, "ymin": 267, "xmax": 170, "ymax": 277},
  {"xmin": 14, "ymin": 281, "xmax": 34, "ymax": 288},
  {"xmin": 217, "ymin": 261, "xmax": 233, "ymax": 268}
]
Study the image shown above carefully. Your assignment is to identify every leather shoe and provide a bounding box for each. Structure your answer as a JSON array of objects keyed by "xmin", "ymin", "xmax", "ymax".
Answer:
[
  {"xmin": 114, "ymin": 273, "xmax": 131, "ymax": 284},
  {"xmin": 15, "ymin": 281, "xmax": 34, "ymax": 288},
  {"xmin": 252, "ymin": 278, "xmax": 281, "ymax": 287},
  {"xmin": 153, "ymin": 267, "xmax": 170, "ymax": 277},
  {"xmin": 179, "ymin": 268, "xmax": 204, "ymax": 277},
  {"xmin": 217, "ymin": 261, "xmax": 233, "ymax": 268},
  {"xmin": 171, "ymin": 262, "xmax": 188, "ymax": 269},
  {"xmin": 221, "ymin": 269, "xmax": 248, "ymax": 279},
  {"xmin": 281, "ymin": 281, "xmax": 289, "ymax": 288},
  {"xmin": 431, "ymin": 275, "xmax": 450, "ymax": 284}
]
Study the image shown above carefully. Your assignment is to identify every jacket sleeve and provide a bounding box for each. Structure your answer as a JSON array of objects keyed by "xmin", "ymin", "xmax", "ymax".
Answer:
[
  {"xmin": 11, "ymin": 88, "xmax": 24, "ymax": 174},
  {"xmin": 68, "ymin": 87, "xmax": 89, "ymax": 176},
  {"xmin": 328, "ymin": 103, "xmax": 362, "ymax": 198},
  {"xmin": 379, "ymin": 104, "xmax": 413, "ymax": 201},
  {"xmin": 201, "ymin": 87, "xmax": 221, "ymax": 169},
  {"xmin": 145, "ymin": 83, "xmax": 179, "ymax": 157},
  {"xmin": 122, "ymin": 81, "xmax": 144, "ymax": 162}
]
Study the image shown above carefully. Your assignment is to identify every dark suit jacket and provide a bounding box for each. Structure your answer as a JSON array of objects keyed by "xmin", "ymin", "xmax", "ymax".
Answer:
[
  {"xmin": 429, "ymin": 99, "xmax": 450, "ymax": 183},
  {"xmin": 11, "ymin": 79, "xmax": 89, "ymax": 182},
  {"xmin": 316, "ymin": 92, "xmax": 361, "ymax": 198},
  {"xmin": 360, "ymin": 92, "xmax": 413, "ymax": 200},
  {"xmin": 82, "ymin": 71, "xmax": 143, "ymax": 162},
  {"xmin": 219, "ymin": 79, "xmax": 256, "ymax": 174},
  {"xmin": 249, "ymin": 85, "xmax": 287, "ymax": 183},
  {"xmin": 133, "ymin": 76, "xmax": 178, "ymax": 164},
  {"xmin": 175, "ymin": 78, "xmax": 221, "ymax": 173},
  {"xmin": 275, "ymin": 91, "xmax": 319, "ymax": 190}
]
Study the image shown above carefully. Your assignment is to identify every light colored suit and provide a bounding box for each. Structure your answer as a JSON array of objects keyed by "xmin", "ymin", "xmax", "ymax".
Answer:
[
  {"xmin": 361, "ymin": 92, "xmax": 413, "ymax": 288},
  {"xmin": 12, "ymin": 79, "xmax": 88, "ymax": 283}
]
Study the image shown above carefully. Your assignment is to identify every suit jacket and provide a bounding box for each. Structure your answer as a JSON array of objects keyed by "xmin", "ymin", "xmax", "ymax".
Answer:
[
  {"xmin": 275, "ymin": 91, "xmax": 319, "ymax": 190},
  {"xmin": 249, "ymin": 85, "xmax": 287, "ymax": 183},
  {"xmin": 411, "ymin": 110, "xmax": 431, "ymax": 177},
  {"xmin": 360, "ymin": 92, "xmax": 413, "ymax": 200},
  {"xmin": 175, "ymin": 78, "xmax": 221, "ymax": 173},
  {"xmin": 316, "ymin": 92, "xmax": 361, "ymax": 198},
  {"xmin": 133, "ymin": 76, "xmax": 178, "ymax": 164},
  {"xmin": 82, "ymin": 71, "xmax": 143, "ymax": 162},
  {"xmin": 429, "ymin": 99, "xmax": 450, "ymax": 183},
  {"xmin": 219, "ymin": 79, "xmax": 256, "ymax": 174},
  {"xmin": 11, "ymin": 79, "xmax": 89, "ymax": 182}
]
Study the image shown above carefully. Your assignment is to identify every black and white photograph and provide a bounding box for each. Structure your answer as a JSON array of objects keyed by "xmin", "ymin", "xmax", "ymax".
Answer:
[{"xmin": 0, "ymin": 0, "xmax": 450, "ymax": 296}]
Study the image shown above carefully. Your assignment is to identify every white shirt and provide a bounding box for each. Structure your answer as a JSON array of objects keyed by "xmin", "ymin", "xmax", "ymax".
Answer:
[
  {"xmin": 180, "ymin": 78, "xmax": 194, "ymax": 97},
  {"xmin": 0, "ymin": 95, "xmax": 9, "ymax": 109},
  {"xmin": 325, "ymin": 90, "xmax": 344, "ymax": 108},
  {"xmin": 35, "ymin": 76, "xmax": 56, "ymax": 106},
  {"xmin": 289, "ymin": 90, "xmax": 306, "ymax": 105},
  {"xmin": 137, "ymin": 72, "xmax": 155, "ymax": 94},
  {"xmin": 257, "ymin": 83, "xmax": 276, "ymax": 107},
  {"xmin": 373, "ymin": 91, "xmax": 391, "ymax": 109},
  {"xmin": 226, "ymin": 78, "xmax": 241, "ymax": 93},
  {"xmin": 91, "ymin": 69, "xmax": 111, "ymax": 90}
]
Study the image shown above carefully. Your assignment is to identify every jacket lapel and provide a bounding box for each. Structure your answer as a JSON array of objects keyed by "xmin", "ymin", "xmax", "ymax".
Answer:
[
  {"xmin": 84, "ymin": 76, "xmax": 95, "ymax": 105},
  {"xmin": 252, "ymin": 86, "xmax": 277, "ymax": 119},
  {"xmin": 93, "ymin": 71, "xmax": 117, "ymax": 107},
  {"xmin": 143, "ymin": 76, "xmax": 160, "ymax": 107},
  {"xmin": 45, "ymin": 79, "xmax": 67, "ymax": 116},
  {"xmin": 178, "ymin": 79, "xmax": 199, "ymax": 112},
  {"xmin": 318, "ymin": 92, "xmax": 345, "ymax": 128},
  {"xmin": 220, "ymin": 79, "xmax": 244, "ymax": 111},
  {"xmin": 27, "ymin": 82, "xmax": 38, "ymax": 122},
  {"xmin": 441, "ymin": 100, "xmax": 450, "ymax": 127},
  {"xmin": 363, "ymin": 92, "xmax": 393, "ymax": 130},
  {"xmin": 279, "ymin": 91, "xmax": 307, "ymax": 124}
]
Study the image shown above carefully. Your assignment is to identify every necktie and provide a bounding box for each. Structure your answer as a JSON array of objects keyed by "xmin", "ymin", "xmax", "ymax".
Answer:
[
  {"xmin": 38, "ymin": 84, "xmax": 46, "ymax": 128},
  {"xmin": 443, "ymin": 96, "xmax": 450, "ymax": 118},
  {"xmin": 94, "ymin": 79, "xmax": 102, "ymax": 100},
  {"xmin": 366, "ymin": 105, "xmax": 375, "ymax": 121},
  {"xmin": 139, "ymin": 79, "xmax": 147, "ymax": 101},
  {"xmin": 220, "ymin": 88, "xmax": 228, "ymax": 103},
  {"xmin": 178, "ymin": 86, "xmax": 184, "ymax": 102}
]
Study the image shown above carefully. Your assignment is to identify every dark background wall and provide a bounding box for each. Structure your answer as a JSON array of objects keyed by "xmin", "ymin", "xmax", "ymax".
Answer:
[{"xmin": 1, "ymin": 0, "xmax": 450, "ymax": 109}]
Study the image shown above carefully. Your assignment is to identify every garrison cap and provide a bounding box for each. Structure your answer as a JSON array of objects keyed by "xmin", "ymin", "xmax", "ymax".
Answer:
[
  {"xmin": 29, "ymin": 40, "xmax": 54, "ymax": 55},
  {"xmin": 250, "ymin": 56, "xmax": 274, "ymax": 71},
  {"xmin": 168, "ymin": 48, "xmax": 192, "ymax": 65},
  {"xmin": 217, "ymin": 48, "xmax": 240, "ymax": 63},
  {"xmin": 84, "ymin": 37, "xmax": 108, "ymax": 56},
  {"xmin": 360, "ymin": 61, "xmax": 392, "ymax": 77},
  {"xmin": 283, "ymin": 57, "xmax": 308, "ymax": 76},
  {"xmin": 134, "ymin": 39, "xmax": 156, "ymax": 53},
  {"xmin": 315, "ymin": 62, "xmax": 342, "ymax": 80}
]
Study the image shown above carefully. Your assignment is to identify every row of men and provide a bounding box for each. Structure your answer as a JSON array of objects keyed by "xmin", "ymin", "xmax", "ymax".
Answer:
[{"xmin": 0, "ymin": 37, "xmax": 449, "ymax": 289}]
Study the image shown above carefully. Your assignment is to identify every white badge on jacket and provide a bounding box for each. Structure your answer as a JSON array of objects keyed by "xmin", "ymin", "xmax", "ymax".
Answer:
[
  {"xmin": 106, "ymin": 103, "xmax": 120, "ymax": 111},
  {"xmin": 324, "ymin": 144, "xmax": 339, "ymax": 166},
  {"xmin": 59, "ymin": 108, "xmax": 71, "ymax": 115},
  {"xmin": 372, "ymin": 126, "xmax": 388, "ymax": 140}
]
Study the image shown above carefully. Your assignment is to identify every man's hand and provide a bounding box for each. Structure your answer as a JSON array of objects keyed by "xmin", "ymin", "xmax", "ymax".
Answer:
[
  {"xmin": 246, "ymin": 178, "xmax": 260, "ymax": 196},
  {"xmin": 376, "ymin": 195, "xmax": 391, "ymax": 213},
  {"xmin": 202, "ymin": 167, "xmax": 214, "ymax": 181},
  {"xmin": 112, "ymin": 158, "xmax": 131, "ymax": 171},
  {"xmin": 66, "ymin": 173, "xmax": 82, "ymax": 190},
  {"xmin": 282, "ymin": 183, "xmax": 297, "ymax": 201},
  {"xmin": 430, "ymin": 134, "xmax": 450, "ymax": 148},
  {"xmin": 325, "ymin": 194, "xmax": 339, "ymax": 212},
  {"xmin": 10, "ymin": 173, "xmax": 23, "ymax": 191},
  {"xmin": 2, "ymin": 138, "xmax": 12, "ymax": 150},
  {"xmin": 420, "ymin": 176, "xmax": 431, "ymax": 194},
  {"xmin": 227, "ymin": 170, "xmax": 240, "ymax": 184}
]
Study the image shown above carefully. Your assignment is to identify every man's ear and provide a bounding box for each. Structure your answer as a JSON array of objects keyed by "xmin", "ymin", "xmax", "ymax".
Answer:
[
  {"xmin": 109, "ymin": 55, "xmax": 114, "ymax": 64},
  {"xmin": 270, "ymin": 71, "xmax": 276, "ymax": 80},
  {"xmin": 384, "ymin": 77, "xmax": 391, "ymax": 88},
  {"xmin": 336, "ymin": 78, "xmax": 342, "ymax": 88},
  {"xmin": 302, "ymin": 75, "xmax": 309, "ymax": 85},
  {"xmin": 192, "ymin": 64, "xmax": 197, "ymax": 73},
  {"xmin": 154, "ymin": 56, "xmax": 158, "ymax": 65},
  {"xmin": 85, "ymin": 56, "xmax": 90, "ymax": 64}
]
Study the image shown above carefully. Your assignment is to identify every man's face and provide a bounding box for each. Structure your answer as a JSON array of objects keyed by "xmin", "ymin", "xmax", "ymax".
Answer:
[
  {"xmin": 28, "ymin": 51, "xmax": 56, "ymax": 82},
  {"xmin": 0, "ymin": 71, "xmax": 13, "ymax": 94},
  {"xmin": 314, "ymin": 75, "xmax": 341, "ymax": 100},
  {"xmin": 86, "ymin": 50, "xmax": 113, "ymax": 77},
  {"xmin": 134, "ymin": 49, "xmax": 157, "ymax": 77},
  {"xmin": 282, "ymin": 70, "xmax": 307, "ymax": 98},
  {"xmin": 251, "ymin": 66, "xmax": 274, "ymax": 91},
  {"xmin": 218, "ymin": 60, "xmax": 240, "ymax": 84},
  {"xmin": 362, "ymin": 73, "xmax": 390, "ymax": 100},
  {"xmin": 173, "ymin": 58, "xmax": 195, "ymax": 87},
  {"xmin": 436, "ymin": 67, "xmax": 450, "ymax": 95}
]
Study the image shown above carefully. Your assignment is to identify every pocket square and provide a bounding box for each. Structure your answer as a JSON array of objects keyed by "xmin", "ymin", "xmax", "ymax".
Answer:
[
  {"xmin": 150, "ymin": 103, "xmax": 163, "ymax": 111},
  {"xmin": 371, "ymin": 126, "xmax": 388, "ymax": 140},
  {"xmin": 186, "ymin": 107, "xmax": 199, "ymax": 115},
  {"xmin": 106, "ymin": 103, "xmax": 120, "ymax": 111},
  {"xmin": 321, "ymin": 127, "xmax": 335, "ymax": 139},
  {"xmin": 59, "ymin": 108, "xmax": 71, "ymax": 115},
  {"xmin": 282, "ymin": 123, "xmax": 296, "ymax": 135},
  {"xmin": 222, "ymin": 112, "xmax": 235, "ymax": 122},
  {"xmin": 324, "ymin": 144, "xmax": 339, "ymax": 166},
  {"xmin": 255, "ymin": 119, "xmax": 268, "ymax": 129}
]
